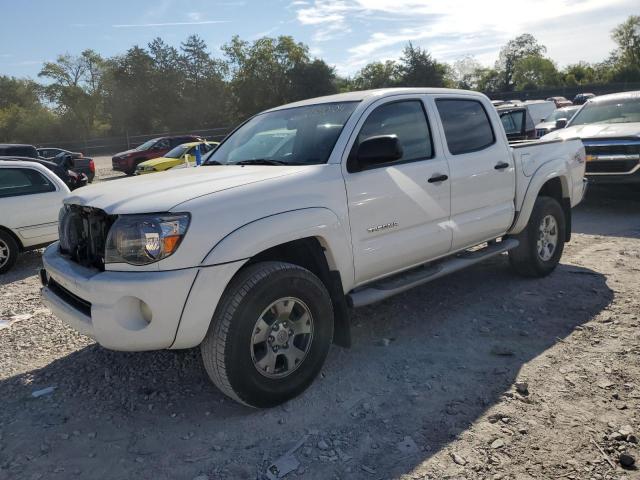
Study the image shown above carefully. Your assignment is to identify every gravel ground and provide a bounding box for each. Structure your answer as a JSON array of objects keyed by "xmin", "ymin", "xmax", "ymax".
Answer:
[{"xmin": 0, "ymin": 173, "xmax": 639, "ymax": 480}]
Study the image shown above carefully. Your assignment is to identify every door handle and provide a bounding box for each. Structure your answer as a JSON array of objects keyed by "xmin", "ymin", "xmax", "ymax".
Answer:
[
  {"xmin": 494, "ymin": 162, "xmax": 510, "ymax": 170},
  {"xmin": 428, "ymin": 174, "xmax": 448, "ymax": 183}
]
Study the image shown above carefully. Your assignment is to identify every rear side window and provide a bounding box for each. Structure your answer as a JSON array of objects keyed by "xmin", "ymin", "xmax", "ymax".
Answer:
[
  {"xmin": 436, "ymin": 99, "xmax": 495, "ymax": 155},
  {"xmin": 0, "ymin": 168, "xmax": 56, "ymax": 198},
  {"xmin": 500, "ymin": 111, "xmax": 524, "ymax": 135},
  {"xmin": 355, "ymin": 100, "xmax": 433, "ymax": 163}
]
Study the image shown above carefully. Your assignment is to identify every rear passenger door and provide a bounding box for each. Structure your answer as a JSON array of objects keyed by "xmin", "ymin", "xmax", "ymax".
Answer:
[
  {"xmin": 433, "ymin": 96, "xmax": 515, "ymax": 251},
  {"xmin": 343, "ymin": 96, "xmax": 452, "ymax": 285}
]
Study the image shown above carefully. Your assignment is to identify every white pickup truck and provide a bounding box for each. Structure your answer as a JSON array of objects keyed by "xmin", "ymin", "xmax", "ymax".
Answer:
[{"xmin": 41, "ymin": 88, "xmax": 587, "ymax": 408}]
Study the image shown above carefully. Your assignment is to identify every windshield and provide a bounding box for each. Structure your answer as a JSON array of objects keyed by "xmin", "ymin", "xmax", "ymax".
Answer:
[
  {"xmin": 569, "ymin": 96, "xmax": 640, "ymax": 126},
  {"xmin": 164, "ymin": 144, "xmax": 191, "ymax": 159},
  {"xmin": 205, "ymin": 102, "xmax": 359, "ymax": 165},
  {"xmin": 135, "ymin": 139, "xmax": 158, "ymax": 151},
  {"xmin": 545, "ymin": 107, "xmax": 579, "ymax": 122}
]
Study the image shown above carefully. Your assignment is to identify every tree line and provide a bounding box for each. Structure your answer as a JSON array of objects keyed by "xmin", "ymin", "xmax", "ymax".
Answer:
[{"xmin": 1, "ymin": 15, "xmax": 638, "ymax": 144}]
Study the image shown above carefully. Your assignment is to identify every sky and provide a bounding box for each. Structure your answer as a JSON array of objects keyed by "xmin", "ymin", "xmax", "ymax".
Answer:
[{"xmin": 0, "ymin": 0, "xmax": 637, "ymax": 79}]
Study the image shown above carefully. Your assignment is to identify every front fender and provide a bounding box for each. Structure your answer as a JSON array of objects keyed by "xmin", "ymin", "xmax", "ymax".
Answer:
[
  {"xmin": 201, "ymin": 207, "xmax": 355, "ymax": 291},
  {"xmin": 510, "ymin": 163, "xmax": 570, "ymax": 235}
]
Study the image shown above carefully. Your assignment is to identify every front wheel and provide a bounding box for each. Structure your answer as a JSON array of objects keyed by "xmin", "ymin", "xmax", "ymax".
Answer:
[
  {"xmin": 201, "ymin": 261, "xmax": 334, "ymax": 408},
  {"xmin": 0, "ymin": 231, "xmax": 19, "ymax": 274},
  {"xmin": 509, "ymin": 196, "xmax": 566, "ymax": 277}
]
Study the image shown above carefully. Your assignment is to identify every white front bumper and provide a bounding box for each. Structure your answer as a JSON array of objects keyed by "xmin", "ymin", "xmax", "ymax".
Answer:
[{"xmin": 41, "ymin": 243, "xmax": 244, "ymax": 351}]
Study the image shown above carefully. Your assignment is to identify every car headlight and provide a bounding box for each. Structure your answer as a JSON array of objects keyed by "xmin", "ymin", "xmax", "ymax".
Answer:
[{"xmin": 105, "ymin": 213, "xmax": 190, "ymax": 265}]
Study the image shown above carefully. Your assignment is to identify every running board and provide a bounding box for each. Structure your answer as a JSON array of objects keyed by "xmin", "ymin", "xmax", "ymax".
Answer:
[{"xmin": 347, "ymin": 238, "xmax": 519, "ymax": 308}]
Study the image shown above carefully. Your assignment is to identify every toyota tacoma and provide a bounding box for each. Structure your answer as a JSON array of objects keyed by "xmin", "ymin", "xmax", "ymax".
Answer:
[{"xmin": 41, "ymin": 88, "xmax": 586, "ymax": 408}]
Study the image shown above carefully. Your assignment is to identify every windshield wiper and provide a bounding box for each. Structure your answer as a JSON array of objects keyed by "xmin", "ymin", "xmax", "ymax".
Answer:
[
  {"xmin": 236, "ymin": 159, "xmax": 288, "ymax": 166},
  {"xmin": 202, "ymin": 160, "xmax": 223, "ymax": 165}
]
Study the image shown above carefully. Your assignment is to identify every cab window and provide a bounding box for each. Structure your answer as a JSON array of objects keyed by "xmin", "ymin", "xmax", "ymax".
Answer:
[
  {"xmin": 353, "ymin": 100, "xmax": 434, "ymax": 166},
  {"xmin": 436, "ymin": 99, "xmax": 495, "ymax": 155}
]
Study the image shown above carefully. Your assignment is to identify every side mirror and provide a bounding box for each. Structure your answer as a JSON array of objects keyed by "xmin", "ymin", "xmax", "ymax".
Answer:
[
  {"xmin": 355, "ymin": 135, "xmax": 403, "ymax": 169},
  {"xmin": 555, "ymin": 118, "xmax": 568, "ymax": 129}
]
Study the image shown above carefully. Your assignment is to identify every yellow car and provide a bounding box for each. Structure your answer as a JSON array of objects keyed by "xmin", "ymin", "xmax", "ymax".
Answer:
[{"xmin": 135, "ymin": 141, "xmax": 218, "ymax": 174}]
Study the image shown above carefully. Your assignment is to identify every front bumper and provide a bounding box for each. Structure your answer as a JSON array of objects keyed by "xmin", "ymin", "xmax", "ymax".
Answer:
[
  {"xmin": 586, "ymin": 169, "xmax": 640, "ymax": 185},
  {"xmin": 40, "ymin": 243, "xmax": 245, "ymax": 351},
  {"xmin": 111, "ymin": 157, "xmax": 130, "ymax": 172}
]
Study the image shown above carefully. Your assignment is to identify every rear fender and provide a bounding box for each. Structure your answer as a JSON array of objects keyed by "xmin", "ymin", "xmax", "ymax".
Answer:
[{"xmin": 510, "ymin": 163, "xmax": 570, "ymax": 235}]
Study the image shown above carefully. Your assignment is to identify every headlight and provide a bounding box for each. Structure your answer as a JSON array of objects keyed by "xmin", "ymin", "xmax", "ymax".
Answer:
[{"xmin": 105, "ymin": 213, "xmax": 190, "ymax": 265}]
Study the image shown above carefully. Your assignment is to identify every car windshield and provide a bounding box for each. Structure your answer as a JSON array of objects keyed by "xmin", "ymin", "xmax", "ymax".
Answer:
[
  {"xmin": 569, "ymin": 96, "xmax": 640, "ymax": 125},
  {"xmin": 135, "ymin": 139, "xmax": 158, "ymax": 151},
  {"xmin": 164, "ymin": 144, "xmax": 191, "ymax": 159},
  {"xmin": 205, "ymin": 101, "xmax": 359, "ymax": 166},
  {"xmin": 545, "ymin": 107, "xmax": 579, "ymax": 122}
]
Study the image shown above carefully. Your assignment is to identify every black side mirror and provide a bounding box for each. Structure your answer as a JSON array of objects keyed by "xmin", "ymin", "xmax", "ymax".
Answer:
[
  {"xmin": 555, "ymin": 118, "xmax": 568, "ymax": 129},
  {"xmin": 355, "ymin": 135, "xmax": 403, "ymax": 170}
]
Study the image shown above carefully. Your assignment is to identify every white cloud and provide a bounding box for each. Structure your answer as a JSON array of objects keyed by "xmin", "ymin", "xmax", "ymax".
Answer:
[
  {"xmin": 291, "ymin": 0, "xmax": 636, "ymax": 74},
  {"xmin": 112, "ymin": 20, "xmax": 230, "ymax": 28}
]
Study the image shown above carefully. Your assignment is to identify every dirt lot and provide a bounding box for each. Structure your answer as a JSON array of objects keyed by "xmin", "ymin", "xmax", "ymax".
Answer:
[{"xmin": 1, "ymin": 176, "xmax": 639, "ymax": 480}]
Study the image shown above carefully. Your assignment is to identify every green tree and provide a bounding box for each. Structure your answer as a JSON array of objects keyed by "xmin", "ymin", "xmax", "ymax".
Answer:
[
  {"xmin": 353, "ymin": 60, "xmax": 398, "ymax": 89},
  {"xmin": 475, "ymin": 68, "xmax": 503, "ymax": 93},
  {"xmin": 496, "ymin": 34, "xmax": 546, "ymax": 91},
  {"xmin": 0, "ymin": 76, "xmax": 60, "ymax": 142},
  {"xmin": 223, "ymin": 35, "xmax": 335, "ymax": 119},
  {"xmin": 512, "ymin": 55, "xmax": 560, "ymax": 90},
  {"xmin": 396, "ymin": 43, "xmax": 449, "ymax": 87},
  {"xmin": 39, "ymin": 49, "xmax": 106, "ymax": 137},
  {"xmin": 610, "ymin": 15, "xmax": 640, "ymax": 82},
  {"xmin": 103, "ymin": 46, "xmax": 156, "ymax": 135},
  {"xmin": 612, "ymin": 15, "xmax": 640, "ymax": 68},
  {"xmin": 179, "ymin": 35, "xmax": 229, "ymax": 129}
]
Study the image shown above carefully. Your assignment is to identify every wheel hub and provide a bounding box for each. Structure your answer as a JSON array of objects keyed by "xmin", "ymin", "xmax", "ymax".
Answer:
[
  {"xmin": 250, "ymin": 297, "xmax": 314, "ymax": 379},
  {"xmin": 0, "ymin": 239, "xmax": 9, "ymax": 268},
  {"xmin": 537, "ymin": 214, "xmax": 558, "ymax": 262}
]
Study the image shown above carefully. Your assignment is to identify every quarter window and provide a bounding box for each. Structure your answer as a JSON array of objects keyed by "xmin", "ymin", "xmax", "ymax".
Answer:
[
  {"xmin": 0, "ymin": 168, "xmax": 56, "ymax": 198},
  {"xmin": 355, "ymin": 100, "xmax": 433, "ymax": 164},
  {"xmin": 436, "ymin": 99, "xmax": 495, "ymax": 155}
]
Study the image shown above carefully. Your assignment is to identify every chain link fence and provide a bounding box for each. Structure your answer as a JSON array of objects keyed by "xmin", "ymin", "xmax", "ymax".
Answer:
[
  {"xmin": 34, "ymin": 127, "xmax": 231, "ymax": 156},
  {"xmin": 488, "ymin": 82, "xmax": 640, "ymax": 101}
]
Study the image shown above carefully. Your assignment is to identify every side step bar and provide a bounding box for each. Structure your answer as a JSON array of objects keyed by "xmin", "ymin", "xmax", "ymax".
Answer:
[{"xmin": 347, "ymin": 238, "xmax": 519, "ymax": 308}]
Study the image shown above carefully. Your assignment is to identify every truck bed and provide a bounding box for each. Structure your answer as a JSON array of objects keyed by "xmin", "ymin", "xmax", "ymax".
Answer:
[{"xmin": 510, "ymin": 137, "xmax": 585, "ymax": 212}]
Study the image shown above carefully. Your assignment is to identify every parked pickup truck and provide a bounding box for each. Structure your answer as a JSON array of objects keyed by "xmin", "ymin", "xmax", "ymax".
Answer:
[
  {"xmin": 542, "ymin": 91, "xmax": 640, "ymax": 188},
  {"xmin": 41, "ymin": 88, "xmax": 587, "ymax": 408}
]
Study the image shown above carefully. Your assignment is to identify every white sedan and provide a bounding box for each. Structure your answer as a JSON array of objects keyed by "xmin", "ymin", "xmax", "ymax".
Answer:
[{"xmin": 0, "ymin": 160, "xmax": 69, "ymax": 273}]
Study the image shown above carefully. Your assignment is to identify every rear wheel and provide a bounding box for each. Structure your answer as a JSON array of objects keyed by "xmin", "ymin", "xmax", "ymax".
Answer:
[
  {"xmin": 201, "ymin": 261, "xmax": 334, "ymax": 408},
  {"xmin": 0, "ymin": 231, "xmax": 19, "ymax": 274},
  {"xmin": 509, "ymin": 196, "xmax": 565, "ymax": 277}
]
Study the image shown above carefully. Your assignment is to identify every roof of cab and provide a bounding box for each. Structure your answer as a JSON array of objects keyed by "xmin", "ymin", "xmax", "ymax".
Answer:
[{"xmin": 265, "ymin": 88, "xmax": 488, "ymax": 112}]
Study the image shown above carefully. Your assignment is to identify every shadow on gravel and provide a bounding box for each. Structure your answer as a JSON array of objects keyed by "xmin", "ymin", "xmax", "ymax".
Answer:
[
  {"xmin": 0, "ymin": 249, "xmax": 44, "ymax": 285},
  {"xmin": 573, "ymin": 184, "xmax": 640, "ymax": 238},
  {"xmin": 0, "ymin": 259, "xmax": 613, "ymax": 480}
]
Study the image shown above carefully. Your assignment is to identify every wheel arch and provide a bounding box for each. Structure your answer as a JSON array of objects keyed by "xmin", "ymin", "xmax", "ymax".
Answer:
[
  {"xmin": 0, "ymin": 225, "xmax": 23, "ymax": 251},
  {"xmin": 510, "ymin": 172, "xmax": 572, "ymax": 241},
  {"xmin": 174, "ymin": 208, "xmax": 355, "ymax": 349}
]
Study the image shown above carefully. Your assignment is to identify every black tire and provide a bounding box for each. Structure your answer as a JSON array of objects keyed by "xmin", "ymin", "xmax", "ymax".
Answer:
[
  {"xmin": 0, "ymin": 230, "xmax": 19, "ymax": 274},
  {"xmin": 201, "ymin": 261, "xmax": 334, "ymax": 408},
  {"xmin": 509, "ymin": 196, "xmax": 566, "ymax": 277}
]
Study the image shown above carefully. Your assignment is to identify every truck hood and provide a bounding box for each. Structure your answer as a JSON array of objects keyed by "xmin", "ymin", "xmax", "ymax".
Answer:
[
  {"xmin": 65, "ymin": 165, "xmax": 306, "ymax": 214},
  {"xmin": 542, "ymin": 122, "xmax": 640, "ymax": 141}
]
